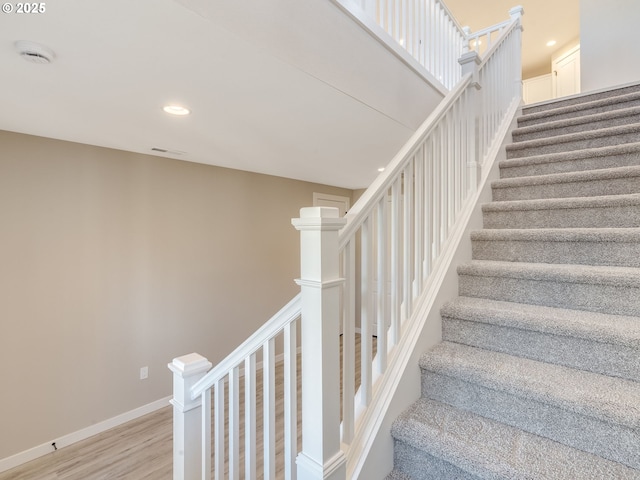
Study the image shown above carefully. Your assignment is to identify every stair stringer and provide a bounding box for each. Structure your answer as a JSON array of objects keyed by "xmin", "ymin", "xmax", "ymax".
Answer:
[{"xmin": 352, "ymin": 103, "xmax": 522, "ymax": 479}]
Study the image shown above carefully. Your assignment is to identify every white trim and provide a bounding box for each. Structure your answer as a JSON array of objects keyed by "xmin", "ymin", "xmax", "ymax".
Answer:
[{"xmin": 0, "ymin": 395, "xmax": 172, "ymax": 473}]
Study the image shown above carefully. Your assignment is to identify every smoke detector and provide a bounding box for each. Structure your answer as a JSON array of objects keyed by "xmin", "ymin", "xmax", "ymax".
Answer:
[{"xmin": 14, "ymin": 40, "xmax": 55, "ymax": 64}]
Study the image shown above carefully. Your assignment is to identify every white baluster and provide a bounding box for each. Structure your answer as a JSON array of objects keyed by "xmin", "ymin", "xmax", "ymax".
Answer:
[
  {"xmin": 263, "ymin": 338, "xmax": 276, "ymax": 480},
  {"xmin": 423, "ymin": 139, "xmax": 432, "ymax": 279},
  {"xmin": 292, "ymin": 207, "xmax": 347, "ymax": 480},
  {"xmin": 376, "ymin": 198, "xmax": 387, "ymax": 374},
  {"xmin": 402, "ymin": 162, "xmax": 413, "ymax": 317},
  {"xmin": 459, "ymin": 51, "xmax": 482, "ymax": 187},
  {"xmin": 214, "ymin": 378, "xmax": 224, "ymax": 480},
  {"xmin": 202, "ymin": 390, "xmax": 211, "ymax": 480},
  {"xmin": 284, "ymin": 321, "xmax": 298, "ymax": 480},
  {"xmin": 244, "ymin": 355, "xmax": 257, "ymax": 480},
  {"xmin": 229, "ymin": 366, "xmax": 240, "ymax": 480},
  {"xmin": 342, "ymin": 239, "xmax": 356, "ymax": 443},
  {"xmin": 413, "ymin": 149, "xmax": 424, "ymax": 296},
  {"xmin": 169, "ymin": 353, "xmax": 213, "ymax": 480},
  {"xmin": 360, "ymin": 216, "xmax": 373, "ymax": 406},
  {"xmin": 390, "ymin": 179, "xmax": 401, "ymax": 346}
]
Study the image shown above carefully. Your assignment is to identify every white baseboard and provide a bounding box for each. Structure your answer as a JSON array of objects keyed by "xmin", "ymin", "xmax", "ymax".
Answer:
[{"xmin": 0, "ymin": 395, "xmax": 172, "ymax": 474}]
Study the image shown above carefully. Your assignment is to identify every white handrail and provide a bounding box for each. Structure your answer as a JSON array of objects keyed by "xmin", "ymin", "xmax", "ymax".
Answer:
[
  {"xmin": 190, "ymin": 293, "xmax": 301, "ymax": 399},
  {"xmin": 170, "ymin": 6, "xmax": 524, "ymax": 480},
  {"xmin": 465, "ymin": 19, "xmax": 511, "ymax": 52},
  {"xmin": 340, "ymin": 72, "xmax": 473, "ymax": 244}
]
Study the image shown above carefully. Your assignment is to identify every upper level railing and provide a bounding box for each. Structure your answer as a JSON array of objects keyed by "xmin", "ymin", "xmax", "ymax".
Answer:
[
  {"xmin": 336, "ymin": 0, "xmax": 467, "ymax": 90},
  {"xmin": 169, "ymin": 6, "xmax": 524, "ymax": 480},
  {"xmin": 464, "ymin": 19, "xmax": 512, "ymax": 56}
]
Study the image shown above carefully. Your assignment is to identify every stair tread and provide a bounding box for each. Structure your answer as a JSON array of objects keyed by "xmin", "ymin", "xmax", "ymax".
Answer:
[
  {"xmin": 519, "ymin": 90, "xmax": 640, "ymax": 124},
  {"xmin": 492, "ymin": 165, "xmax": 640, "ymax": 190},
  {"xmin": 522, "ymin": 82, "xmax": 640, "ymax": 115},
  {"xmin": 482, "ymin": 192, "xmax": 640, "ymax": 212},
  {"xmin": 458, "ymin": 259, "xmax": 640, "ymax": 286},
  {"xmin": 506, "ymin": 123, "xmax": 640, "ymax": 153},
  {"xmin": 419, "ymin": 342, "xmax": 640, "ymax": 430},
  {"xmin": 441, "ymin": 296, "xmax": 640, "ymax": 348},
  {"xmin": 471, "ymin": 227, "xmax": 640, "ymax": 242},
  {"xmin": 499, "ymin": 141, "xmax": 640, "ymax": 170},
  {"xmin": 514, "ymin": 105, "xmax": 640, "ymax": 138},
  {"xmin": 385, "ymin": 470, "xmax": 413, "ymax": 480},
  {"xmin": 392, "ymin": 397, "xmax": 640, "ymax": 480}
]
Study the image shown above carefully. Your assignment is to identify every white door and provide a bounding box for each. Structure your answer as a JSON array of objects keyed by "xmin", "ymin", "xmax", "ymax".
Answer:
[
  {"xmin": 553, "ymin": 45, "xmax": 581, "ymax": 98},
  {"xmin": 312, "ymin": 192, "xmax": 350, "ymax": 216}
]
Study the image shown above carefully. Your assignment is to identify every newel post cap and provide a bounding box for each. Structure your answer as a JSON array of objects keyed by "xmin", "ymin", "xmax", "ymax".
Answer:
[
  {"xmin": 168, "ymin": 353, "xmax": 212, "ymax": 377},
  {"xmin": 292, "ymin": 207, "xmax": 347, "ymax": 231},
  {"xmin": 509, "ymin": 5, "xmax": 524, "ymax": 20},
  {"xmin": 459, "ymin": 51, "xmax": 481, "ymax": 67}
]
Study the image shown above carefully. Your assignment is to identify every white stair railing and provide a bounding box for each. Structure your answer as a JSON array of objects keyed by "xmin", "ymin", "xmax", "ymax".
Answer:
[
  {"xmin": 170, "ymin": 6, "xmax": 523, "ymax": 480},
  {"xmin": 341, "ymin": 0, "xmax": 467, "ymax": 89},
  {"xmin": 372, "ymin": 0, "xmax": 467, "ymax": 88}
]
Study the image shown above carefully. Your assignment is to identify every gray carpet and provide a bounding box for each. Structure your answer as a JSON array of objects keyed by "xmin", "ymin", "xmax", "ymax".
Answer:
[{"xmin": 387, "ymin": 82, "xmax": 640, "ymax": 479}]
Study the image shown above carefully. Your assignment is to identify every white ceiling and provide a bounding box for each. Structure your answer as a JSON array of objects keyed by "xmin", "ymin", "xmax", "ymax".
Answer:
[{"xmin": 0, "ymin": 0, "xmax": 579, "ymax": 189}]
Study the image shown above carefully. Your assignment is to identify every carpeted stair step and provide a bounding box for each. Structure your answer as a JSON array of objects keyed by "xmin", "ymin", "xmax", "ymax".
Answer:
[
  {"xmin": 513, "ymin": 105, "xmax": 640, "ymax": 142},
  {"xmin": 482, "ymin": 193, "xmax": 640, "ymax": 229},
  {"xmin": 518, "ymin": 90, "xmax": 640, "ymax": 127},
  {"xmin": 419, "ymin": 342, "xmax": 640, "ymax": 469},
  {"xmin": 471, "ymin": 228, "xmax": 640, "ymax": 267},
  {"xmin": 499, "ymin": 141, "xmax": 640, "ymax": 179},
  {"xmin": 491, "ymin": 165, "xmax": 640, "ymax": 201},
  {"xmin": 384, "ymin": 469, "xmax": 414, "ymax": 480},
  {"xmin": 506, "ymin": 123, "xmax": 640, "ymax": 159},
  {"xmin": 457, "ymin": 260, "xmax": 640, "ymax": 316},
  {"xmin": 441, "ymin": 296, "xmax": 640, "ymax": 381},
  {"xmin": 522, "ymin": 82, "xmax": 640, "ymax": 116},
  {"xmin": 390, "ymin": 397, "xmax": 640, "ymax": 480}
]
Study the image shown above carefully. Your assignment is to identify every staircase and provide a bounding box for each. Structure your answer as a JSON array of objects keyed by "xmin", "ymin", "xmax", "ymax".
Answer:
[{"xmin": 387, "ymin": 83, "xmax": 640, "ymax": 479}]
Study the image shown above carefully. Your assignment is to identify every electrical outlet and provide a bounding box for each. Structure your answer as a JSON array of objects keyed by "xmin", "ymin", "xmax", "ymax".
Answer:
[{"xmin": 140, "ymin": 366, "xmax": 149, "ymax": 380}]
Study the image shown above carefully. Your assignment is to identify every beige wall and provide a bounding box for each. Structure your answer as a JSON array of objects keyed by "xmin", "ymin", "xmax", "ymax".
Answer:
[
  {"xmin": 581, "ymin": 0, "xmax": 640, "ymax": 92},
  {"xmin": 0, "ymin": 130, "xmax": 353, "ymax": 459}
]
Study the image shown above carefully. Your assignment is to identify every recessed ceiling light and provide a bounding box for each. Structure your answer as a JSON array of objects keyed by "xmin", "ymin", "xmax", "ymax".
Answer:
[
  {"xmin": 546, "ymin": 40, "xmax": 557, "ymax": 47},
  {"xmin": 378, "ymin": 167, "xmax": 385, "ymax": 172},
  {"xmin": 163, "ymin": 105, "xmax": 191, "ymax": 116}
]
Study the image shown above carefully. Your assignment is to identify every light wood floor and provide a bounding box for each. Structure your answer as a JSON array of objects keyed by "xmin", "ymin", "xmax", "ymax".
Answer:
[{"xmin": 0, "ymin": 336, "xmax": 375, "ymax": 480}]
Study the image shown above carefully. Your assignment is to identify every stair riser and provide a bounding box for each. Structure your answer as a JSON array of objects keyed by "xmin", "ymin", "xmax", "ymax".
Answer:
[
  {"xmin": 506, "ymin": 131, "xmax": 640, "ymax": 159},
  {"xmin": 393, "ymin": 441, "xmax": 480, "ymax": 480},
  {"xmin": 519, "ymin": 98, "xmax": 640, "ymax": 127},
  {"xmin": 514, "ymin": 111, "xmax": 640, "ymax": 142},
  {"xmin": 458, "ymin": 274, "xmax": 640, "ymax": 316},
  {"xmin": 492, "ymin": 175, "xmax": 640, "ymax": 201},
  {"xmin": 471, "ymin": 238, "xmax": 640, "ymax": 267},
  {"xmin": 483, "ymin": 204, "xmax": 640, "ymax": 229},
  {"xmin": 522, "ymin": 85, "xmax": 640, "ymax": 115},
  {"xmin": 499, "ymin": 150, "xmax": 640, "ymax": 179},
  {"xmin": 420, "ymin": 371, "xmax": 640, "ymax": 470},
  {"xmin": 442, "ymin": 317, "xmax": 640, "ymax": 382}
]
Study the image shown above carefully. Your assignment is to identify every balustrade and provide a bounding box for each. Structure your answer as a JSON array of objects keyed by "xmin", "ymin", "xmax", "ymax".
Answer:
[{"xmin": 170, "ymin": 6, "xmax": 523, "ymax": 479}]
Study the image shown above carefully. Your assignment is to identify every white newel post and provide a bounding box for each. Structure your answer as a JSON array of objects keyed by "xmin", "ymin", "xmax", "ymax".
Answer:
[
  {"xmin": 458, "ymin": 50, "xmax": 482, "ymax": 188},
  {"xmin": 169, "ymin": 353, "xmax": 213, "ymax": 480},
  {"xmin": 292, "ymin": 207, "xmax": 347, "ymax": 480}
]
